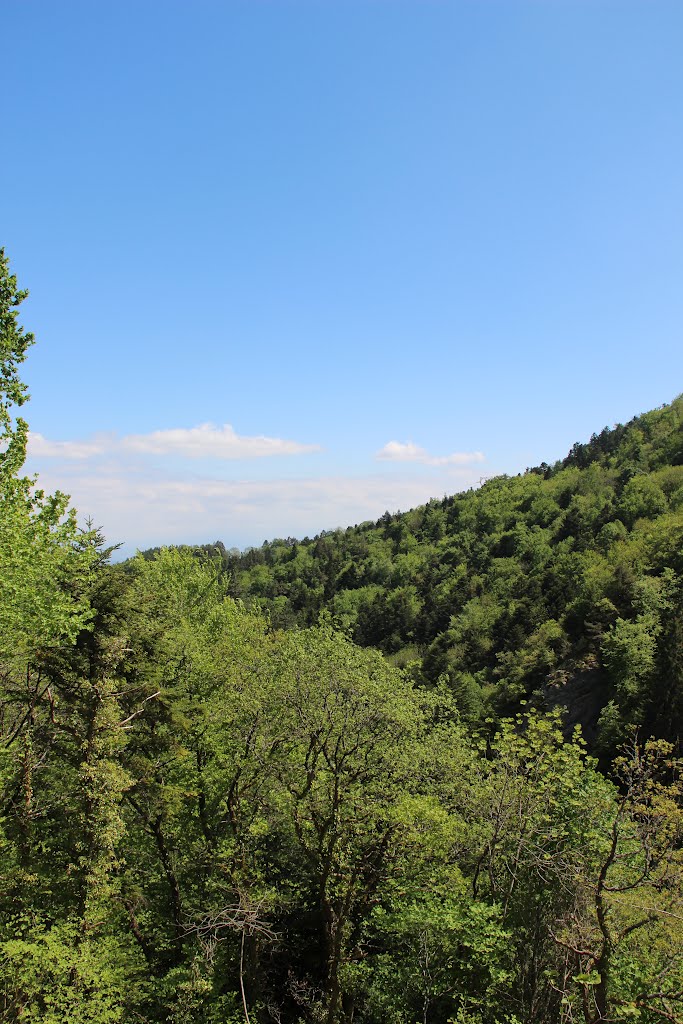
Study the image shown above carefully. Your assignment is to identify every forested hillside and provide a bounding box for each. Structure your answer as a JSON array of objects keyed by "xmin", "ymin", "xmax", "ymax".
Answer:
[
  {"xmin": 2, "ymin": 249, "xmax": 682, "ymax": 1024},
  {"xmin": 181, "ymin": 399, "xmax": 683, "ymax": 754}
]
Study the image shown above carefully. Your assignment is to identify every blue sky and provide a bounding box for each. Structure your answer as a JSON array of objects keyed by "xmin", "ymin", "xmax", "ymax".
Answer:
[{"xmin": 3, "ymin": 0, "xmax": 682, "ymax": 553}]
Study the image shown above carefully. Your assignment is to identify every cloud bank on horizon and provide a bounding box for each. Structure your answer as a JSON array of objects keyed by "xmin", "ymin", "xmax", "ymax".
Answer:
[
  {"xmin": 25, "ymin": 422, "xmax": 487, "ymax": 555},
  {"xmin": 30, "ymin": 464, "xmax": 486, "ymax": 556}
]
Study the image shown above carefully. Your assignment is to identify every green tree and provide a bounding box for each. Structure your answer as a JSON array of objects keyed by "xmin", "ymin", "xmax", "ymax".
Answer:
[
  {"xmin": 0, "ymin": 250, "xmax": 93, "ymax": 665},
  {"xmin": 0, "ymin": 254, "xmax": 143, "ymax": 1023},
  {"xmin": 552, "ymin": 738, "xmax": 683, "ymax": 1024},
  {"xmin": 264, "ymin": 623, "xmax": 430, "ymax": 1023}
]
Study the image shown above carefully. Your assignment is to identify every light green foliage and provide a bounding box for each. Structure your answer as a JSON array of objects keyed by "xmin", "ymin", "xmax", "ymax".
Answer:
[
  {"xmin": 0, "ymin": 250, "xmax": 93, "ymax": 663},
  {"xmin": 357, "ymin": 894, "xmax": 511, "ymax": 1024},
  {"xmin": 618, "ymin": 476, "xmax": 668, "ymax": 528},
  {"xmin": 0, "ymin": 248, "xmax": 32, "ymax": 477},
  {"xmin": 0, "ymin": 486, "xmax": 93, "ymax": 660},
  {"xmin": 466, "ymin": 713, "xmax": 614, "ymax": 1022},
  {"xmin": 552, "ymin": 738, "xmax": 683, "ymax": 1023},
  {"xmin": 0, "ymin": 924, "xmax": 146, "ymax": 1024},
  {"xmin": 599, "ymin": 572, "xmax": 676, "ymax": 745}
]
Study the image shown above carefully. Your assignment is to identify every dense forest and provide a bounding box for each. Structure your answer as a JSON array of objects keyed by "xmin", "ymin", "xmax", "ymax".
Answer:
[
  {"xmin": 179, "ymin": 396, "xmax": 683, "ymax": 756},
  {"xmin": 1, "ymin": 248, "xmax": 682, "ymax": 1024}
]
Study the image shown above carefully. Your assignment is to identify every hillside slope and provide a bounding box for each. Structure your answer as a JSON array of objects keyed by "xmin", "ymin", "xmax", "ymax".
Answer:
[{"xmin": 169, "ymin": 397, "xmax": 683, "ymax": 752}]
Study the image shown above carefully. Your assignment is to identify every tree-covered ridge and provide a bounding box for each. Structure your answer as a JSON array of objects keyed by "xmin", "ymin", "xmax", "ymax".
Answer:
[{"xmin": 187, "ymin": 398, "xmax": 683, "ymax": 752}]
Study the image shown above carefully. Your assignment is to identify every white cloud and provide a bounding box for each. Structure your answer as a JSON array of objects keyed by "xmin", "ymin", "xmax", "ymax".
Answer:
[
  {"xmin": 376, "ymin": 440, "xmax": 485, "ymax": 467},
  {"xmin": 28, "ymin": 432, "xmax": 107, "ymax": 459},
  {"xmin": 122, "ymin": 422, "xmax": 321, "ymax": 459},
  {"xmin": 26, "ymin": 424, "xmax": 321, "ymax": 461}
]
